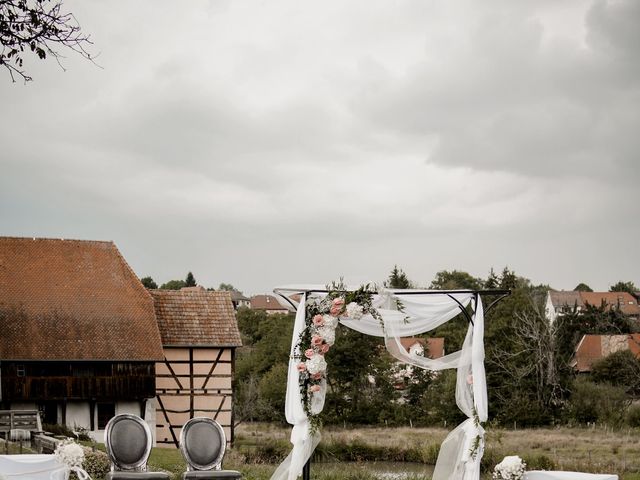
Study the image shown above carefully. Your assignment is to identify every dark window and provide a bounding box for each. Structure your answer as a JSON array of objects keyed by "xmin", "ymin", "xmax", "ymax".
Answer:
[
  {"xmin": 38, "ymin": 401, "xmax": 58, "ymax": 425},
  {"xmin": 16, "ymin": 365, "xmax": 25, "ymax": 377},
  {"xmin": 97, "ymin": 403, "xmax": 115, "ymax": 430}
]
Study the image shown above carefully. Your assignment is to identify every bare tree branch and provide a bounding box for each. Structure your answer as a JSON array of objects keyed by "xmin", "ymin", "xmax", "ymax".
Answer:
[{"xmin": 0, "ymin": 0, "xmax": 97, "ymax": 82}]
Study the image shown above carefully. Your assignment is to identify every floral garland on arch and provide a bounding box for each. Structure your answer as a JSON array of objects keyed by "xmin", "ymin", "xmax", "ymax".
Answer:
[{"xmin": 294, "ymin": 282, "xmax": 382, "ymax": 432}]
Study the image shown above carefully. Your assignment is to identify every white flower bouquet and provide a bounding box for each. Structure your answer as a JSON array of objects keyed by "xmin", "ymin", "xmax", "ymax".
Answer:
[
  {"xmin": 493, "ymin": 455, "xmax": 526, "ymax": 480},
  {"xmin": 55, "ymin": 438, "xmax": 92, "ymax": 479}
]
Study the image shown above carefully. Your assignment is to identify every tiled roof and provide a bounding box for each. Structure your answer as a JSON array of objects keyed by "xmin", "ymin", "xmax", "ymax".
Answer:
[
  {"xmin": 549, "ymin": 291, "xmax": 583, "ymax": 309},
  {"xmin": 150, "ymin": 289, "xmax": 242, "ymax": 347},
  {"xmin": 573, "ymin": 333, "xmax": 640, "ymax": 372},
  {"xmin": 580, "ymin": 292, "xmax": 640, "ymax": 316},
  {"xmin": 250, "ymin": 295, "xmax": 289, "ymax": 311},
  {"xmin": 229, "ymin": 291, "xmax": 250, "ymax": 302},
  {"xmin": 0, "ymin": 237, "xmax": 164, "ymax": 361},
  {"xmin": 398, "ymin": 337, "xmax": 445, "ymax": 359}
]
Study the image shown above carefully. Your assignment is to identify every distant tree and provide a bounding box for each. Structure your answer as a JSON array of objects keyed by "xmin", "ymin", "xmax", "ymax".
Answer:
[
  {"xmin": 160, "ymin": 279, "xmax": 187, "ymax": 290},
  {"xmin": 384, "ymin": 265, "xmax": 413, "ymax": 289},
  {"xmin": 489, "ymin": 300, "xmax": 563, "ymax": 425},
  {"xmin": 185, "ymin": 272, "xmax": 196, "ymax": 287},
  {"xmin": 499, "ymin": 267, "xmax": 518, "ymax": 290},
  {"xmin": 485, "ymin": 268, "xmax": 499, "ymax": 289},
  {"xmin": 610, "ymin": 281, "xmax": 638, "ymax": 295},
  {"xmin": 140, "ymin": 276, "xmax": 157, "ymax": 289},
  {"xmin": 574, "ymin": 283, "xmax": 593, "ymax": 292},
  {"xmin": 218, "ymin": 283, "xmax": 240, "ymax": 292},
  {"xmin": 0, "ymin": 0, "xmax": 94, "ymax": 82},
  {"xmin": 430, "ymin": 270, "xmax": 483, "ymax": 290}
]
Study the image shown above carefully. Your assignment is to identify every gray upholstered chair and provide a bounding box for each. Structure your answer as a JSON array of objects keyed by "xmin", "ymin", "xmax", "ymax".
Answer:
[
  {"xmin": 179, "ymin": 417, "xmax": 241, "ymax": 479},
  {"xmin": 104, "ymin": 413, "xmax": 169, "ymax": 480}
]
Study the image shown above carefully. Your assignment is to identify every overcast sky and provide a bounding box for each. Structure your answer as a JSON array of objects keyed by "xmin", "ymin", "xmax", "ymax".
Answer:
[{"xmin": 1, "ymin": 0, "xmax": 638, "ymax": 294}]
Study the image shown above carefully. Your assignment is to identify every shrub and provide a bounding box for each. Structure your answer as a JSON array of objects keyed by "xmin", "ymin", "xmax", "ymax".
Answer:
[
  {"xmin": 42, "ymin": 423, "xmax": 75, "ymax": 438},
  {"xmin": 565, "ymin": 378, "xmax": 629, "ymax": 426},
  {"xmin": 83, "ymin": 450, "xmax": 111, "ymax": 479},
  {"xmin": 626, "ymin": 404, "xmax": 640, "ymax": 427},
  {"xmin": 524, "ymin": 453, "xmax": 556, "ymax": 471}
]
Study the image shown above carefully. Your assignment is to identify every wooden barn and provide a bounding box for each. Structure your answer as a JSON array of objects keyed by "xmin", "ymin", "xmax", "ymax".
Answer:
[
  {"xmin": 0, "ymin": 237, "xmax": 165, "ymax": 442},
  {"xmin": 151, "ymin": 287, "xmax": 242, "ymax": 448}
]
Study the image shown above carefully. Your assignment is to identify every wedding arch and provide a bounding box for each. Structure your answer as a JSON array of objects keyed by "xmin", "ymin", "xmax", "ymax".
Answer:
[{"xmin": 269, "ymin": 283, "xmax": 510, "ymax": 480}]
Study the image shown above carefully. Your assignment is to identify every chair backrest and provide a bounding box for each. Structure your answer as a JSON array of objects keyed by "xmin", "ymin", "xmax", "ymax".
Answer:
[
  {"xmin": 180, "ymin": 417, "xmax": 226, "ymax": 471},
  {"xmin": 105, "ymin": 414, "xmax": 152, "ymax": 471}
]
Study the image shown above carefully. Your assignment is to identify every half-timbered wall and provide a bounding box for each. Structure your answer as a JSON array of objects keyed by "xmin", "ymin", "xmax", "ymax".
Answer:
[{"xmin": 155, "ymin": 347, "xmax": 234, "ymax": 448}]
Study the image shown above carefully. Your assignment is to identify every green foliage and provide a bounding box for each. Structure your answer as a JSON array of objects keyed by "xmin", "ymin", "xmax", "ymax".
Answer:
[
  {"xmin": 484, "ymin": 282, "xmax": 562, "ymax": 426},
  {"xmin": 257, "ymin": 364, "xmax": 289, "ymax": 422},
  {"xmin": 565, "ymin": 378, "xmax": 630, "ymax": 426},
  {"xmin": 626, "ymin": 404, "xmax": 640, "ymax": 427},
  {"xmin": 234, "ymin": 311, "xmax": 294, "ymax": 424},
  {"xmin": 236, "ymin": 308, "xmax": 269, "ymax": 345},
  {"xmin": 591, "ymin": 349, "xmax": 640, "ymax": 395},
  {"xmin": 485, "ymin": 268, "xmax": 499, "ymax": 289},
  {"xmin": 232, "ymin": 266, "xmax": 639, "ymax": 430},
  {"xmin": 42, "ymin": 423, "xmax": 75, "ymax": 437},
  {"xmin": 523, "ymin": 454, "xmax": 556, "ymax": 471},
  {"xmin": 185, "ymin": 271, "xmax": 196, "ymax": 287},
  {"xmin": 323, "ymin": 328, "xmax": 397, "ymax": 425},
  {"xmin": 83, "ymin": 450, "xmax": 110, "ymax": 479},
  {"xmin": 609, "ymin": 281, "xmax": 638, "ymax": 294},
  {"xmin": 140, "ymin": 276, "xmax": 157, "ymax": 289},
  {"xmin": 430, "ymin": 270, "xmax": 484, "ymax": 290},
  {"xmin": 219, "ymin": 283, "xmax": 241, "ymax": 292},
  {"xmin": 426, "ymin": 370, "xmax": 466, "ymax": 426},
  {"xmin": 159, "ymin": 279, "xmax": 187, "ymax": 290},
  {"xmin": 574, "ymin": 283, "xmax": 593, "ymax": 292},
  {"xmin": 384, "ymin": 265, "xmax": 413, "ymax": 289}
]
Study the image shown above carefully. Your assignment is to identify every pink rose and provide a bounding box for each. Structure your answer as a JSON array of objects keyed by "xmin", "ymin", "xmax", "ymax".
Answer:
[
  {"xmin": 311, "ymin": 335, "xmax": 323, "ymax": 347},
  {"xmin": 466, "ymin": 374, "xmax": 474, "ymax": 385},
  {"xmin": 312, "ymin": 314, "xmax": 324, "ymax": 326},
  {"xmin": 312, "ymin": 373, "xmax": 323, "ymax": 380},
  {"xmin": 330, "ymin": 297, "xmax": 345, "ymax": 316},
  {"xmin": 319, "ymin": 343, "xmax": 330, "ymax": 354},
  {"xmin": 309, "ymin": 385, "xmax": 321, "ymax": 393},
  {"xmin": 297, "ymin": 363, "xmax": 306, "ymax": 372},
  {"xmin": 305, "ymin": 349, "xmax": 315, "ymax": 359}
]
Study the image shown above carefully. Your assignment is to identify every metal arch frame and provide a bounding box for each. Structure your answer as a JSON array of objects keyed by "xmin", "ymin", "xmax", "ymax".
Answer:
[
  {"xmin": 273, "ymin": 286, "xmax": 511, "ymax": 480},
  {"xmin": 273, "ymin": 287, "xmax": 511, "ymax": 321}
]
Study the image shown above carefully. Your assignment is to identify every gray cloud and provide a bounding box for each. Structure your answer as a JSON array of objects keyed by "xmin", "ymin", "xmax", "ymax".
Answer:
[{"xmin": 0, "ymin": 0, "xmax": 638, "ymax": 293}]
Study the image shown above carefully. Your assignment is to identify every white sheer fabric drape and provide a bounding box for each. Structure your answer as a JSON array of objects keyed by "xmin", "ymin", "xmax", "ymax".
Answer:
[
  {"xmin": 271, "ymin": 288, "xmax": 487, "ymax": 480},
  {"xmin": 0, "ymin": 454, "xmax": 90, "ymax": 480}
]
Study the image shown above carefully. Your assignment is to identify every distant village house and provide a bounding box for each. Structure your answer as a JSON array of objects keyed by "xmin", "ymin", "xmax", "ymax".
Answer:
[
  {"xmin": 545, "ymin": 290, "xmax": 640, "ymax": 324},
  {"xmin": 249, "ymin": 294, "xmax": 289, "ymax": 314},
  {"xmin": 572, "ymin": 333, "xmax": 640, "ymax": 372}
]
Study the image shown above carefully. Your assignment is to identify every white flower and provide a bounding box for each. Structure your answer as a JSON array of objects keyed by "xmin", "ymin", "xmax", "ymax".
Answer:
[
  {"xmin": 345, "ymin": 302, "xmax": 364, "ymax": 320},
  {"xmin": 55, "ymin": 439, "xmax": 85, "ymax": 468},
  {"xmin": 322, "ymin": 314, "xmax": 339, "ymax": 329},
  {"xmin": 493, "ymin": 456, "xmax": 526, "ymax": 480},
  {"xmin": 317, "ymin": 326, "xmax": 336, "ymax": 346},
  {"xmin": 306, "ymin": 354, "xmax": 327, "ymax": 375}
]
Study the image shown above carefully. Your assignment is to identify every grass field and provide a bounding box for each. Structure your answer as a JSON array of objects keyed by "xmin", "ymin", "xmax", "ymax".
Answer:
[
  {"xmin": 226, "ymin": 422, "xmax": 640, "ymax": 480},
  {"xmin": 4, "ymin": 423, "xmax": 638, "ymax": 480}
]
